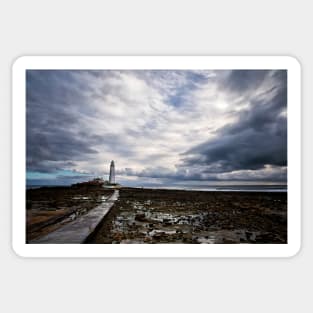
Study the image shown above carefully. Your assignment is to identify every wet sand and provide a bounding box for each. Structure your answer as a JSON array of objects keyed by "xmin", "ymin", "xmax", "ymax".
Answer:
[{"xmin": 87, "ymin": 187, "xmax": 287, "ymax": 244}]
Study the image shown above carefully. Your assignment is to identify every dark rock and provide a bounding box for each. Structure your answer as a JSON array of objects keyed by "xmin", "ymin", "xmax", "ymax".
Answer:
[{"xmin": 135, "ymin": 213, "xmax": 146, "ymax": 222}]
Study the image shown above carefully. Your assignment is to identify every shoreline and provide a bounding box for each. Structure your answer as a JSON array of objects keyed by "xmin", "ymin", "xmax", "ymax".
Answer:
[
  {"xmin": 126, "ymin": 186, "xmax": 287, "ymax": 193},
  {"xmin": 27, "ymin": 184, "xmax": 287, "ymax": 193},
  {"xmin": 26, "ymin": 185, "xmax": 287, "ymax": 244}
]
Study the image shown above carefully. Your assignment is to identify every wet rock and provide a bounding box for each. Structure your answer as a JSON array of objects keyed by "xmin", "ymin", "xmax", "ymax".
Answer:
[
  {"xmin": 135, "ymin": 213, "xmax": 146, "ymax": 222},
  {"xmin": 86, "ymin": 187, "xmax": 287, "ymax": 244}
]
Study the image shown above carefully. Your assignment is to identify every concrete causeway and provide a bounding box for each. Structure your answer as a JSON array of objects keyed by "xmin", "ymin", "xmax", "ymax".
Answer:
[{"xmin": 31, "ymin": 189, "xmax": 119, "ymax": 244}]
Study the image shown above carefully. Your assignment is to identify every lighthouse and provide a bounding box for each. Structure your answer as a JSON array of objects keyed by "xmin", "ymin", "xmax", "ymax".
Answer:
[{"xmin": 109, "ymin": 160, "xmax": 115, "ymax": 184}]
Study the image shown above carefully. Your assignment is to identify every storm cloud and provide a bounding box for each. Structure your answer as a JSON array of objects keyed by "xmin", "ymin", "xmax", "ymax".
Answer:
[
  {"xmin": 183, "ymin": 70, "xmax": 287, "ymax": 181},
  {"xmin": 26, "ymin": 69, "xmax": 287, "ymax": 186}
]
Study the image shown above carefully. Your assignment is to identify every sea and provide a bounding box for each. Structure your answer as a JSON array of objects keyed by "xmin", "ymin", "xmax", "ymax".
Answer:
[
  {"xmin": 27, "ymin": 183, "xmax": 287, "ymax": 192},
  {"xmin": 144, "ymin": 184, "xmax": 287, "ymax": 192}
]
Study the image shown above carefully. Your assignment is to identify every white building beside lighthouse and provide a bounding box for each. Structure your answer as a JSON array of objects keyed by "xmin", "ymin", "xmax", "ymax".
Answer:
[{"xmin": 109, "ymin": 160, "xmax": 115, "ymax": 184}]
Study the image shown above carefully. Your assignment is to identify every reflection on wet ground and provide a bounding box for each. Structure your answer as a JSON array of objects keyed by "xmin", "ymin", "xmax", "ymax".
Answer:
[{"xmin": 89, "ymin": 188, "xmax": 287, "ymax": 244}]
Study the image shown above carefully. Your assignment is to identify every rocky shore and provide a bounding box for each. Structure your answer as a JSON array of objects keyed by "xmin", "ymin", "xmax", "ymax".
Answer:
[
  {"xmin": 27, "ymin": 185, "xmax": 287, "ymax": 244},
  {"xmin": 87, "ymin": 187, "xmax": 287, "ymax": 244}
]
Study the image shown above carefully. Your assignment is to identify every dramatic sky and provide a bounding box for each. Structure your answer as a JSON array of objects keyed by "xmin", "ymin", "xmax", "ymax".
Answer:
[{"xmin": 26, "ymin": 69, "xmax": 287, "ymax": 186}]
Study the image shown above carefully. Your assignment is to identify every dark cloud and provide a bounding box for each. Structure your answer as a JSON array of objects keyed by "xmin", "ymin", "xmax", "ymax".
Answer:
[
  {"xmin": 182, "ymin": 70, "xmax": 287, "ymax": 181},
  {"xmin": 185, "ymin": 129, "xmax": 286, "ymax": 171},
  {"xmin": 119, "ymin": 164, "xmax": 286, "ymax": 183},
  {"xmin": 26, "ymin": 70, "xmax": 100, "ymax": 172},
  {"xmin": 221, "ymin": 70, "xmax": 269, "ymax": 94}
]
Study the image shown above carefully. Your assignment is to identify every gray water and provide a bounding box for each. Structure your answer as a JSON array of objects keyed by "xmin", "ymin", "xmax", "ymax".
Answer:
[
  {"xmin": 138, "ymin": 185, "xmax": 287, "ymax": 192},
  {"xmin": 27, "ymin": 183, "xmax": 287, "ymax": 192}
]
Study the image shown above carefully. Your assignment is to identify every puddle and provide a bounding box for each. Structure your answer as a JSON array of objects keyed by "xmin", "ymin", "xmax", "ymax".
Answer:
[
  {"xmin": 72, "ymin": 196, "xmax": 90, "ymax": 200},
  {"xmin": 148, "ymin": 229, "xmax": 177, "ymax": 236},
  {"xmin": 197, "ymin": 237, "xmax": 216, "ymax": 244}
]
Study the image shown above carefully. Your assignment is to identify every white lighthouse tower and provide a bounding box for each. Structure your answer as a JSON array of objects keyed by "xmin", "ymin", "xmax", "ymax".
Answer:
[{"xmin": 109, "ymin": 160, "xmax": 115, "ymax": 184}]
